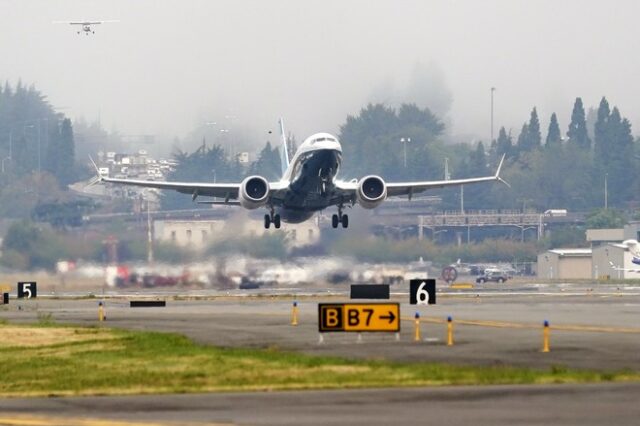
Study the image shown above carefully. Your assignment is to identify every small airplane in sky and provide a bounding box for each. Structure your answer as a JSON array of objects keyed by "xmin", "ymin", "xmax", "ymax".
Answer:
[
  {"xmin": 94, "ymin": 119, "xmax": 509, "ymax": 229},
  {"xmin": 53, "ymin": 20, "xmax": 119, "ymax": 35}
]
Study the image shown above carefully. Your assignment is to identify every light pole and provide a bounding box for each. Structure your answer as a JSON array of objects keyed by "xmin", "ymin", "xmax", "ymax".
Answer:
[
  {"xmin": 490, "ymin": 87, "xmax": 496, "ymax": 143},
  {"xmin": 604, "ymin": 173, "xmax": 608, "ymax": 210},
  {"xmin": 1, "ymin": 130, "xmax": 12, "ymax": 173},
  {"xmin": 23, "ymin": 120, "xmax": 43, "ymax": 174},
  {"xmin": 400, "ymin": 137, "xmax": 411, "ymax": 168}
]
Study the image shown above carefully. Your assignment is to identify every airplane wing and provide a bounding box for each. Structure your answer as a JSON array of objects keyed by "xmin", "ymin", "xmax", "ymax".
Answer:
[
  {"xmin": 100, "ymin": 175, "xmax": 241, "ymax": 200},
  {"xmin": 334, "ymin": 154, "xmax": 508, "ymax": 200},
  {"xmin": 608, "ymin": 261, "xmax": 640, "ymax": 273},
  {"xmin": 53, "ymin": 20, "xmax": 118, "ymax": 25}
]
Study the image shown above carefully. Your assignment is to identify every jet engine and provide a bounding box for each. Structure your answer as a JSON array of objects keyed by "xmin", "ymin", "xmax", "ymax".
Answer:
[
  {"xmin": 356, "ymin": 175, "xmax": 387, "ymax": 209},
  {"xmin": 239, "ymin": 176, "xmax": 270, "ymax": 209}
]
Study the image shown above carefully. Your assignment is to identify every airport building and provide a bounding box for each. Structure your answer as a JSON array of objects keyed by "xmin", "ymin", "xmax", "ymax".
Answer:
[
  {"xmin": 586, "ymin": 228, "xmax": 625, "ymax": 247},
  {"xmin": 154, "ymin": 219, "xmax": 320, "ymax": 249},
  {"xmin": 537, "ymin": 249, "xmax": 592, "ymax": 279}
]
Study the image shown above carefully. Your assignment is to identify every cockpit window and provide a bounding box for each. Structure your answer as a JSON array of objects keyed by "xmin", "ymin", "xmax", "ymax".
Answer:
[{"xmin": 311, "ymin": 137, "xmax": 336, "ymax": 144}]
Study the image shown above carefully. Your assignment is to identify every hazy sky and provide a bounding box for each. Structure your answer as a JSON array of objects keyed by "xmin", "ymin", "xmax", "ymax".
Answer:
[{"xmin": 2, "ymin": 0, "xmax": 639, "ymax": 151}]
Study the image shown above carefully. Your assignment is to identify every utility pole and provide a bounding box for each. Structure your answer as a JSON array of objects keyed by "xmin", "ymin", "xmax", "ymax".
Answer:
[
  {"xmin": 400, "ymin": 137, "xmax": 411, "ymax": 168},
  {"xmin": 604, "ymin": 173, "xmax": 608, "ymax": 210},
  {"xmin": 491, "ymin": 87, "xmax": 496, "ymax": 143},
  {"xmin": 147, "ymin": 199, "xmax": 154, "ymax": 264}
]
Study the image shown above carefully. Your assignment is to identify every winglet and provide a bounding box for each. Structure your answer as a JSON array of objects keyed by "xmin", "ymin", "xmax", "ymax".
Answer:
[
  {"xmin": 278, "ymin": 118, "xmax": 290, "ymax": 177},
  {"xmin": 86, "ymin": 155, "xmax": 103, "ymax": 186},
  {"xmin": 88, "ymin": 155, "xmax": 100, "ymax": 174},
  {"xmin": 495, "ymin": 154, "xmax": 510, "ymax": 188}
]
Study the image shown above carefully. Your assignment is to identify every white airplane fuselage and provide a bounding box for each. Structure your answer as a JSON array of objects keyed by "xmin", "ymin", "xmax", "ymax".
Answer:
[{"xmin": 276, "ymin": 133, "xmax": 342, "ymax": 223}]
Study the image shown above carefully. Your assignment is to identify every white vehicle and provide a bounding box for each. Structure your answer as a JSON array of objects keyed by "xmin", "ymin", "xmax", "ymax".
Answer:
[
  {"xmin": 403, "ymin": 265, "xmax": 429, "ymax": 282},
  {"xmin": 96, "ymin": 119, "xmax": 508, "ymax": 229},
  {"xmin": 544, "ymin": 209, "xmax": 567, "ymax": 217},
  {"xmin": 258, "ymin": 265, "xmax": 308, "ymax": 286}
]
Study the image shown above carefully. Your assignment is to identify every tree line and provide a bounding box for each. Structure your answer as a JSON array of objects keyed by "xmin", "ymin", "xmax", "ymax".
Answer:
[
  {"xmin": 163, "ymin": 99, "xmax": 638, "ymax": 214},
  {"xmin": 490, "ymin": 97, "xmax": 636, "ymax": 211},
  {"xmin": 0, "ymin": 81, "xmax": 77, "ymax": 184}
]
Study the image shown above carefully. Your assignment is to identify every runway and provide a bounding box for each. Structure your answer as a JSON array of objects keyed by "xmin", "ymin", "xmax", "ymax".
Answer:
[
  {"xmin": 1, "ymin": 284, "xmax": 639, "ymax": 424},
  {"xmin": 1, "ymin": 383, "xmax": 640, "ymax": 425},
  {"xmin": 2, "ymin": 287, "xmax": 640, "ymax": 370}
]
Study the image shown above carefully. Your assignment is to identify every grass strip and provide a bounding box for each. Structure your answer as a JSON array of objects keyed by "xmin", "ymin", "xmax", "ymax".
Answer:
[{"xmin": 0, "ymin": 324, "xmax": 637, "ymax": 397}]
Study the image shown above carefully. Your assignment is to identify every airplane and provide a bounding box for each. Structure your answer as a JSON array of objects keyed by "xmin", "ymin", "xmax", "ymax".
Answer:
[
  {"xmin": 94, "ymin": 119, "xmax": 509, "ymax": 229},
  {"xmin": 608, "ymin": 239, "xmax": 640, "ymax": 272},
  {"xmin": 53, "ymin": 20, "xmax": 119, "ymax": 35}
]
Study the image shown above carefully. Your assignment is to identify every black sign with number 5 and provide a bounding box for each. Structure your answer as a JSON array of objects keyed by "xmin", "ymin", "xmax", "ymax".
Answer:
[
  {"xmin": 17, "ymin": 282, "xmax": 37, "ymax": 299},
  {"xmin": 410, "ymin": 279, "xmax": 435, "ymax": 305}
]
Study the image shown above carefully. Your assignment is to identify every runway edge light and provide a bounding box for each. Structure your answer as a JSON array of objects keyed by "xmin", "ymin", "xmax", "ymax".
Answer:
[
  {"xmin": 291, "ymin": 301, "xmax": 298, "ymax": 326},
  {"xmin": 542, "ymin": 320, "xmax": 550, "ymax": 353}
]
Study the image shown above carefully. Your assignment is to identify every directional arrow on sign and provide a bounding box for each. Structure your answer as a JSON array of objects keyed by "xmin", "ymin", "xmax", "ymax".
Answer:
[{"xmin": 379, "ymin": 311, "xmax": 396, "ymax": 323}]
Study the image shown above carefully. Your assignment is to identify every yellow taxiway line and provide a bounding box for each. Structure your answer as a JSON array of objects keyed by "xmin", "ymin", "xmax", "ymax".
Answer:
[
  {"xmin": 402, "ymin": 316, "xmax": 640, "ymax": 334},
  {"xmin": 0, "ymin": 414, "xmax": 231, "ymax": 426}
]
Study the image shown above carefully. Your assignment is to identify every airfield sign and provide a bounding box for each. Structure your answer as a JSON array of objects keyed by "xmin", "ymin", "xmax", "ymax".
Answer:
[
  {"xmin": 17, "ymin": 282, "xmax": 37, "ymax": 299},
  {"xmin": 318, "ymin": 303, "xmax": 400, "ymax": 332}
]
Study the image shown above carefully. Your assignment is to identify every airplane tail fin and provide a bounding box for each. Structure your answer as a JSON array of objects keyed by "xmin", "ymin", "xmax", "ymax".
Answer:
[{"xmin": 278, "ymin": 118, "xmax": 290, "ymax": 177}]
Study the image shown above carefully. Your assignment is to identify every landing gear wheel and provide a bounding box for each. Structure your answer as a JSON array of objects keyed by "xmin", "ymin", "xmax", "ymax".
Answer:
[
  {"xmin": 264, "ymin": 214, "xmax": 271, "ymax": 229},
  {"xmin": 274, "ymin": 214, "xmax": 281, "ymax": 229},
  {"xmin": 341, "ymin": 214, "xmax": 349, "ymax": 228},
  {"xmin": 332, "ymin": 214, "xmax": 339, "ymax": 229}
]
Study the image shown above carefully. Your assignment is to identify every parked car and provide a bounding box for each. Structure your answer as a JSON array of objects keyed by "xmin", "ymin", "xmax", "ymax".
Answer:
[{"xmin": 475, "ymin": 270, "xmax": 509, "ymax": 284}]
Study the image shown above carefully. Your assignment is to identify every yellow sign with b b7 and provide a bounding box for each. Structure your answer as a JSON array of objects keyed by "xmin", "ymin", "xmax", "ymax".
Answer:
[{"xmin": 318, "ymin": 303, "xmax": 400, "ymax": 332}]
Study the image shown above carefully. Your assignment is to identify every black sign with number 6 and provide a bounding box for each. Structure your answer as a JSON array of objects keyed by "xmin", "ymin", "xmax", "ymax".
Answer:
[
  {"xmin": 410, "ymin": 279, "xmax": 435, "ymax": 305},
  {"xmin": 17, "ymin": 282, "xmax": 37, "ymax": 299}
]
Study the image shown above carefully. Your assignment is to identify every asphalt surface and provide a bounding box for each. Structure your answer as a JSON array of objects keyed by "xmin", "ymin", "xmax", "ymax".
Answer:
[
  {"xmin": 1, "ymin": 283, "xmax": 639, "ymax": 425},
  {"xmin": 2, "ymin": 286, "xmax": 640, "ymax": 370},
  {"xmin": 1, "ymin": 383, "xmax": 640, "ymax": 425}
]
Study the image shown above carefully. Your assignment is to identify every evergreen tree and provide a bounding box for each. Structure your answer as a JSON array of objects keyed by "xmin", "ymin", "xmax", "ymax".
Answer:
[
  {"xmin": 56, "ymin": 119, "xmax": 75, "ymax": 185},
  {"xmin": 462, "ymin": 141, "xmax": 490, "ymax": 208},
  {"xmin": 516, "ymin": 122, "xmax": 529, "ymax": 154},
  {"xmin": 606, "ymin": 107, "xmax": 633, "ymax": 206},
  {"xmin": 567, "ymin": 97, "xmax": 590, "ymax": 149},
  {"xmin": 469, "ymin": 141, "xmax": 488, "ymax": 174},
  {"xmin": 527, "ymin": 107, "xmax": 541, "ymax": 149},
  {"xmin": 338, "ymin": 103, "xmax": 444, "ymax": 181},
  {"xmin": 495, "ymin": 126, "xmax": 512, "ymax": 158},
  {"xmin": 594, "ymin": 97, "xmax": 611, "ymax": 162},
  {"xmin": 286, "ymin": 132, "xmax": 297, "ymax": 160},
  {"xmin": 545, "ymin": 112, "xmax": 561, "ymax": 148},
  {"xmin": 518, "ymin": 108, "xmax": 540, "ymax": 152},
  {"xmin": 250, "ymin": 142, "xmax": 281, "ymax": 180}
]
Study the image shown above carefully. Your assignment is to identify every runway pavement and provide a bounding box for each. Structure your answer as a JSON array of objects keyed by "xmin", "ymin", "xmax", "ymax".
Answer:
[
  {"xmin": 2, "ymin": 287, "xmax": 640, "ymax": 370},
  {"xmin": 1, "ymin": 284, "xmax": 639, "ymax": 425},
  {"xmin": 1, "ymin": 383, "xmax": 640, "ymax": 425}
]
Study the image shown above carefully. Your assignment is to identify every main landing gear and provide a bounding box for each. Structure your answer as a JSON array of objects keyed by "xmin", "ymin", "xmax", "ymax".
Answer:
[
  {"xmin": 264, "ymin": 207, "xmax": 281, "ymax": 229},
  {"xmin": 332, "ymin": 206, "xmax": 348, "ymax": 229}
]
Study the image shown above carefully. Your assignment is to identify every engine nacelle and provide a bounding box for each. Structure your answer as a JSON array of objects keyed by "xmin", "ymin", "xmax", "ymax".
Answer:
[
  {"xmin": 239, "ymin": 175, "xmax": 270, "ymax": 209},
  {"xmin": 357, "ymin": 175, "xmax": 387, "ymax": 209}
]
